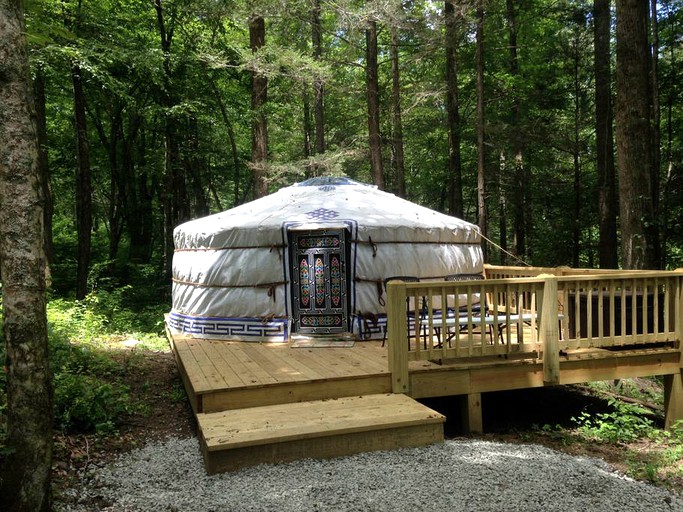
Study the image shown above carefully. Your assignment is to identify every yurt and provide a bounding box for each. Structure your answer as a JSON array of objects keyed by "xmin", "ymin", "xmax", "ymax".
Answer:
[{"xmin": 168, "ymin": 177, "xmax": 483, "ymax": 341}]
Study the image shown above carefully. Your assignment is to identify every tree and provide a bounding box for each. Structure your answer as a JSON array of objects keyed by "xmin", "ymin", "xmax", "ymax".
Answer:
[
  {"xmin": 72, "ymin": 62, "xmax": 93, "ymax": 299},
  {"xmin": 0, "ymin": 0, "xmax": 52, "ymax": 509},
  {"xmin": 390, "ymin": 23, "xmax": 406, "ymax": 197},
  {"xmin": 506, "ymin": 0, "xmax": 526, "ymax": 261},
  {"xmin": 250, "ymin": 14, "xmax": 269, "ymax": 198},
  {"xmin": 615, "ymin": 0, "xmax": 660, "ymax": 269},
  {"xmin": 594, "ymin": 0, "xmax": 618, "ymax": 268},
  {"xmin": 312, "ymin": 0, "xmax": 325, "ymax": 157},
  {"xmin": 475, "ymin": 0, "xmax": 487, "ymax": 259},
  {"xmin": 366, "ymin": 12, "xmax": 384, "ymax": 189},
  {"xmin": 445, "ymin": 0, "xmax": 463, "ymax": 217}
]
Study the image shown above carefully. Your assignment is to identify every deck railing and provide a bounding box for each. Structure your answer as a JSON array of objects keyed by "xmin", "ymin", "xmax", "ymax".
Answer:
[{"xmin": 386, "ymin": 268, "xmax": 683, "ymax": 394}]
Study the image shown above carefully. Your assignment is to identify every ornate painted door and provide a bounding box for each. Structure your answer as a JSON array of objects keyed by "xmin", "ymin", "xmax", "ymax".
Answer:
[{"xmin": 289, "ymin": 228, "xmax": 350, "ymax": 335}]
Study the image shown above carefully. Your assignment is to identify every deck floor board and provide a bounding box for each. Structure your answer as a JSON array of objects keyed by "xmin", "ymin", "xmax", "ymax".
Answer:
[
  {"xmin": 201, "ymin": 341, "xmax": 252, "ymax": 388},
  {"xmin": 239, "ymin": 343, "xmax": 324, "ymax": 382},
  {"xmin": 186, "ymin": 338, "xmax": 231, "ymax": 392}
]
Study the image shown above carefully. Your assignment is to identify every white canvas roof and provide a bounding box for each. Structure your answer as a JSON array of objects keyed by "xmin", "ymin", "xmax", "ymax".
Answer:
[{"xmin": 169, "ymin": 178, "xmax": 484, "ymax": 341}]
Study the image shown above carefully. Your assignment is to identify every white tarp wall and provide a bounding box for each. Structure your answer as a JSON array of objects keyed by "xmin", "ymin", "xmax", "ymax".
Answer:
[{"xmin": 169, "ymin": 178, "xmax": 484, "ymax": 341}]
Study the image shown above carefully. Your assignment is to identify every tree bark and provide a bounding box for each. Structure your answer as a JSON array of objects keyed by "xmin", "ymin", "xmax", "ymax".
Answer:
[
  {"xmin": 390, "ymin": 25, "xmax": 406, "ymax": 198},
  {"xmin": 572, "ymin": 15, "xmax": 582, "ymax": 268},
  {"xmin": 507, "ymin": 0, "xmax": 526, "ymax": 260},
  {"xmin": 250, "ymin": 14, "xmax": 268, "ymax": 198},
  {"xmin": 476, "ymin": 0, "xmax": 487, "ymax": 259},
  {"xmin": 72, "ymin": 63, "xmax": 92, "ymax": 299},
  {"xmin": 615, "ymin": 0, "xmax": 660, "ymax": 269},
  {"xmin": 0, "ymin": 1, "xmax": 53, "ymax": 509},
  {"xmin": 594, "ymin": 0, "xmax": 618, "ymax": 268},
  {"xmin": 154, "ymin": 0, "xmax": 178, "ymax": 278},
  {"xmin": 33, "ymin": 67, "xmax": 54, "ymax": 266},
  {"xmin": 366, "ymin": 17, "xmax": 384, "ymax": 189},
  {"xmin": 650, "ymin": 0, "xmax": 661, "ymax": 267},
  {"xmin": 445, "ymin": 0, "xmax": 463, "ymax": 217},
  {"xmin": 311, "ymin": 0, "xmax": 325, "ymax": 156},
  {"xmin": 209, "ymin": 78, "xmax": 241, "ymax": 206}
]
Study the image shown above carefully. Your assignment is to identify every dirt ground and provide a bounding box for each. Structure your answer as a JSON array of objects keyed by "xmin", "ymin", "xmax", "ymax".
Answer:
[{"xmin": 51, "ymin": 349, "xmax": 683, "ymax": 503}]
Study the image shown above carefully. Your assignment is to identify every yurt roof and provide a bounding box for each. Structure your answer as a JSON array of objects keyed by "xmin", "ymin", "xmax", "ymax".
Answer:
[{"xmin": 174, "ymin": 177, "xmax": 481, "ymax": 249}]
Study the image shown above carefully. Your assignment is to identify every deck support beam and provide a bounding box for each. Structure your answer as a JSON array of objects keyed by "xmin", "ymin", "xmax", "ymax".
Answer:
[
  {"xmin": 664, "ymin": 372, "xmax": 683, "ymax": 430},
  {"xmin": 460, "ymin": 393, "xmax": 483, "ymax": 434}
]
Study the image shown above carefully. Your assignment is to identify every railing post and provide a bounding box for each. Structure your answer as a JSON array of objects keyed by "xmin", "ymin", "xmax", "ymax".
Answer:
[
  {"xmin": 664, "ymin": 270, "xmax": 683, "ymax": 430},
  {"xmin": 539, "ymin": 274, "xmax": 560, "ymax": 385},
  {"xmin": 387, "ymin": 281, "xmax": 410, "ymax": 394},
  {"xmin": 674, "ymin": 270, "xmax": 683, "ymax": 369}
]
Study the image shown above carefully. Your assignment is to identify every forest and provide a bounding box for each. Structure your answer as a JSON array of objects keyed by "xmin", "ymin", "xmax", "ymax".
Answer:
[
  {"xmin": 3, "ymin": 1, "xmax": 683, "ymax": 509},
  {"xmin": 20, "ymin": 0, "xmax": 683, "ymax": 301}
]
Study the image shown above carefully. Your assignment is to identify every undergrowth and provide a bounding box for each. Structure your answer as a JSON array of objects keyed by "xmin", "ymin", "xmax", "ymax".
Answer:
[
  {"xmin": 536, "ymin": 385, "xmax": 683, "ymax": 486},
  {"xmin": 1, "ymin": 283, "xmax": 170, "ymax": 445}
]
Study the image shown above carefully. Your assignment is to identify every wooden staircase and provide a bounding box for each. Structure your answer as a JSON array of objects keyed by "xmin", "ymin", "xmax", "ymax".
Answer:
[{"xmin": 197, "ymin": 393, "xmax": 445, "ymax": 474}]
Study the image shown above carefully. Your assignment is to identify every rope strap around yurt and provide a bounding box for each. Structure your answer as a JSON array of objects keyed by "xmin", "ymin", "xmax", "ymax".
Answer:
[{"xmin": 172, "ymin": 278, "xmax": 288, "ymax": 302}]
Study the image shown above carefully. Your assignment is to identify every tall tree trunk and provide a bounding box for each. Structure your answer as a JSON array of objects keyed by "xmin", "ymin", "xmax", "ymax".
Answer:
[
  {"xmin": 445, "ymin": 0, "xmax": 463, "ymax": 217},
  {"xmin": 303, "ymin": 86, "xmax": 312, "ymax": 162},
  {"xmin": 185, "ymin": 117, "xmax": 209, "ymax": 217},
  {"xmin": 476, "ymin": 0, "xmax": 487, "ymax": 259},
  {"xmin": 72, "ymin": 63, "xmax": 92, "ymax": 299},
  {"xmin": 615, "ymin": 0, "xmax": 659, "ymax": 269},
  {"xmin": 594, "ymin": 0, "xmax": 618, "ymax": 268},
  {"xmin": 107, "ymin": 112, "xmax": 124, "ymax": 263},
  {"xmin": 33, "ymin": 67, "xmax": 54, "ymax": 266},
  {"xmin": 123, "ymin": 119, "xmax": 154, "ymax": 264},
  {"xmin": 0, "ymin": 1, "xmax": 52, "ymax": 509},
  {"xmin": 312, "ymin": 0, "xmax": 325, "ymax": 156},
  {"xmin": 650, "ymin": 0, "xmax": 662, "ymax": 267},
  {"xmin": 572, "ymin": 17, "xmax": 582, "ymax": 268},
  {"xmin": 390, "ymin": 25, "xmax": 406, "ymax": 198},
  {"xmin": 154, "ymin": 0, "xmax": 178, "ymax": 278},
  {"xmin": 209, "ymin": 78, "xmax": 241, "ymax": 206},
  {"xmin": 498, "ymin": 151, "xmax": 508, "ymax": 265},
  {"xmin": 366, "ymin": 17, "xmax": 384, "ymax": 189},
  {"xmin": 662, "ymin": 0, "xmax": 677, "ymax": 266},
  {"xmin": 250, "ymin": 14, "xmax": 268, "ymax": 198},
  {"xmin": 91, "ymin": 106, "xmax": 125, "ymax": 264},
  {"xmin": 507, "ymin": 0, "xmax": 525, "ymax": 260}
]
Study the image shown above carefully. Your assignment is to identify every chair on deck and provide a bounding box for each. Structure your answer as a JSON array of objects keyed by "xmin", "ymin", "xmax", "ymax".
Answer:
[
  {"xmin": 420, "ymin": 273, "xmax": 494, "ymax": 346},
  {"xmin": 381, "ymin": 276, "xmax": 420, "ymax": 346}
]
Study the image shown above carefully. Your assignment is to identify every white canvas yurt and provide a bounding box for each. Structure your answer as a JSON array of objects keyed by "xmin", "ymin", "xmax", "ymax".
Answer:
[{"xmin": 169, "ymin": 177, "xmax": 484, "ymax": 341}]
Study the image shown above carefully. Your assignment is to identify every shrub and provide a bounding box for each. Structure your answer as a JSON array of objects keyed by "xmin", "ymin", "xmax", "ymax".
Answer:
[
  {"xmin": 52, "ymin": 371, "xmax": 131, "ymax": 435},
  {"xmin": 572, "ymin": 398, "xmax": 655, "ymax": 443}
]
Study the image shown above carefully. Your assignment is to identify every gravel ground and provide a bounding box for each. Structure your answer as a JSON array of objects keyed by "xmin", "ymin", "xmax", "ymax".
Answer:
[{"xmin": 59, "ymin": 437, "xmax": 683, "ymax": 512}]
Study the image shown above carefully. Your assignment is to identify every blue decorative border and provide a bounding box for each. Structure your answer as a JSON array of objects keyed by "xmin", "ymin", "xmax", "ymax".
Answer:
[{"xmin": 168, "ymin": 312, "xmax": 289, "ymax": 340}]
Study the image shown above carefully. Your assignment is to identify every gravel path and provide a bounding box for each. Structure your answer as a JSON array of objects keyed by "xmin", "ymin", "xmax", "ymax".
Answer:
[{"xmin": 59, "ymin": 437, "xmax": 683, "ymax": 511}]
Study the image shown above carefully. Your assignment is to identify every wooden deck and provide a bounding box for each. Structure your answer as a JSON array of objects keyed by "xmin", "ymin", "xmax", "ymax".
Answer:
[
  {"xmin": 172, "ymin": 333, "xmax": 681, "ymax": 414},
  {"xmin": 168, "ymin": 266, "xmax": 683, "ymax": 473}
]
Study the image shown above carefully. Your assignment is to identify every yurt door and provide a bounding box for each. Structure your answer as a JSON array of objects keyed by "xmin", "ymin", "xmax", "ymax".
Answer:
[{"xmin": 289, "ymin": 228, "xmax": 350, "ymax": 335}]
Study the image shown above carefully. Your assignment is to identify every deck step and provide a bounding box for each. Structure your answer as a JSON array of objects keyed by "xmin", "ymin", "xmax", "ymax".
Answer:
[{"xmin": 197, "ymin": 393, "xmax": 445, "ymax": 474}]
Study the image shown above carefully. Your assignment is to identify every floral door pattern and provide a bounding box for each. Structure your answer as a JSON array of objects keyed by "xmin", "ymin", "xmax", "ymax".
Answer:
[{"xmin": 289, "ymin": 228, "xmax": 350, "ymax": 335}]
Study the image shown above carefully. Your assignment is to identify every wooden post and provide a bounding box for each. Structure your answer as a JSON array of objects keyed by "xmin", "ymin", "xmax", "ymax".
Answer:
[
  {"xmin": 675, "ymin": 270, "xmax": 683, "ymax": 369},
  {"xmin": 539, "ymin": 274, "xmax": 560, "ymax": 385},
  {"xmin": 664, "ymin": 372, "xmax": 683, "ymax": 430},
  {"xmin": 460, "ymin": 393, "xmax": 483, "ymax": 434},
  {"xmin": 665, "ymin": 271, "xmax": 683, "ymax": 430},
  {"xmin": 387, "ymin": 281, "xmax": 409, "ymax": 394}
]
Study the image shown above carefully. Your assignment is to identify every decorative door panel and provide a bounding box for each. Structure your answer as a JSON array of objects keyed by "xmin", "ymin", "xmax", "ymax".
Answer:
[{"xmin": 289, "ymin": 229, "xmax": 349, "ymax": 334}]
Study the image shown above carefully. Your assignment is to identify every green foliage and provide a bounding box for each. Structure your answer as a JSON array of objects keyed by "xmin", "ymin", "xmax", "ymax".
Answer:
[
  {"xmin": 1, "ymin": 286, "xmax": 169, "ymax": 440},
  {"xmin": 571, "ymin": 398, "xmax": 655, "ymax": 444},
  {"xmin": 52, "ymin": 371, "xmax": 131, "ymax": 435}
]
